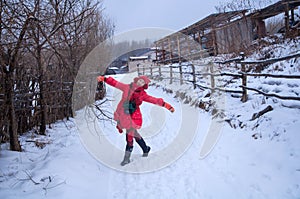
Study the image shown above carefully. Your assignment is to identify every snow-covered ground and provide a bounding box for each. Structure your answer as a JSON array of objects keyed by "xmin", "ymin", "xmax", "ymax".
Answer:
[{"xmin": 1, "ymin": 36, "xmax": 300, "ymax": 198}]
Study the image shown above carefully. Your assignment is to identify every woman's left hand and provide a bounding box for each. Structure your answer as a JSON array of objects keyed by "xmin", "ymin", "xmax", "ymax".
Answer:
[{"xmin": 163, "ymin": 102, "xmax": 175, "ymax": 113}]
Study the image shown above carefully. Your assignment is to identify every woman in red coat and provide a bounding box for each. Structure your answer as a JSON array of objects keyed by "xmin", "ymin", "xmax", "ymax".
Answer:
[{"xmin": 97, "ymin": 75, "xmax": 175, "ymax": 166}]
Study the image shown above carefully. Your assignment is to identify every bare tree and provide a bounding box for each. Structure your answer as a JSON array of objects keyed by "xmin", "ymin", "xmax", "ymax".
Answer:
[
  {"xmin": 0, "ymin": 0, "xmax": 114, "ymax": 150},
  {"xmin": 0, "ymin": 0, "xmax": 38, "ymax": 151},
  {"xmin": 215, "ymin": 0, "xmax": 277, "ymax": 13}
]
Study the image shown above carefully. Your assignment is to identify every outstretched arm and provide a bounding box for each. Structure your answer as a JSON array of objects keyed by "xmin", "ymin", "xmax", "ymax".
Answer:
[
  {"xmin": 97, "ymin": 76, "xmax": 127, "ymax": 91},
  {"xmin": 143, "ymin": 93, "xmax": 175, "ymax": 113}
]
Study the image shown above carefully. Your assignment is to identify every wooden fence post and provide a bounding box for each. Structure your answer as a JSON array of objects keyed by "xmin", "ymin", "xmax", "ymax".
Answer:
[
  {"xmin": 142, "ymin": 64, "xmax": 145, "ymax": 75},
  {"xmin": 159, "ymin": 65, "xmax": 161, "ymax": 76},
  {"xmin": 137, "ymin": 64, "xmax": 140, "ymax": 75},
  {"xmin": 240, "ymin": 52, "xmax": 248, "ymax": 102},
  {"xmin": 170, "ymin": 65, "xmax": 173, "ymax": 84},
  {"xmin": 155, "ymin": 44, "xmax": 158, "ymax": 65},
  {"xmin": 191, "ymin": 64, "xmax": 196, "ymax": 89},
  {"xmin": 210, "ymin": 63, "xmax": 215, "ymax": 92},
  {"xmin": 179, "ymin": 63, "xmax": 183, "ymax": 85},
  {"xmin": 241, "ymin": 64, "xmax": 248, "ymax": 102},
  {"xmin": 150, "ymin": 64, "xmax": 153, "ymax": 77}
]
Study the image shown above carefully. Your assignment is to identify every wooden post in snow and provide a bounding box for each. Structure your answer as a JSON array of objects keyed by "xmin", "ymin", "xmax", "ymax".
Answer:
[
  {"xmin": 155, "ymin": 44, "xmax": 158, "ymax": 65},
  {"xmin": 191, "ymin": 64, "xmax": 196, "ymax": 89},
  {"xmin": 210, "ymin": 63, "xmax": 215, "ymax": 93},
  {"xmin": 158, "ymin": 65, "xmax": 161, "ymax": 76},
  {"xmin": 179, "ymin": 64, "xmax": 183, "ymax": 85},
  {"xmin": 240, "ymin": 52, "xmax": 248, "ymax": 102},
  {"xmin": 142, "ymin": 64, "xmax": 145, "ymax": 75},
  {"xmin": 170, "ymin": 65, "xmax": 173, "ymax": 84},
  {"xmin": 137, "ymin": 64, "xmax": 140, "ymax": 75}
]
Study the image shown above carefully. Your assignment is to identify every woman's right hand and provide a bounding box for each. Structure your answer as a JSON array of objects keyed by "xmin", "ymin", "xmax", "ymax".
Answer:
[{"xmin": 97, "ymin": 76, "xmax": 105, "ymax": 82}]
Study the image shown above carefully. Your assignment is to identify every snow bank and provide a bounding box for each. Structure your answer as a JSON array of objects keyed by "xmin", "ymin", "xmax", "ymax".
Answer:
[{"xmin": 1, "ymin": 36, "xmax": 300, "ymax": 198}]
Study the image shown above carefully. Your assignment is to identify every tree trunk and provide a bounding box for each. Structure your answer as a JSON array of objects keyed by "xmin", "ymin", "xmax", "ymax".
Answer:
[
  {"xmin": 39, "ymin": 78, "xmax": 47, "ymax": 135},
  {"xmin": 5, "ymin": 72, "xmax": 21, "ymax": 151},
  {"xmin": 37, "ymin": 45, "xmax": 47, "ymax": 135}
]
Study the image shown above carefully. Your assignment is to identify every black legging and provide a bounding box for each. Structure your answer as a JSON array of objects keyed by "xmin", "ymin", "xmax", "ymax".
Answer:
[
  {"xmin": 125, "ymin": 128, "xmax": 149, "ymax": 153},
  {"xmin": 125, "ymin": 128, "xmax": 142, "ymax": 152}
]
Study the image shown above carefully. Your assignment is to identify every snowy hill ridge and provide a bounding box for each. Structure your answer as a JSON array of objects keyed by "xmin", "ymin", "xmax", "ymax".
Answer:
[{"xmin": 0, "ymin": 35, "xmax": 300, "ymax": 198}]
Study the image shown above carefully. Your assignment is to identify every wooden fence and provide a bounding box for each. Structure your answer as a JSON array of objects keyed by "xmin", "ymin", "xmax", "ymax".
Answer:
[
  {"xmin": 0, "ymin": 70, "xmax": 73, "ymax": 142},
  {"xmin": 138, "ymin": 52, "xmax": 300, "ymax": 102}
]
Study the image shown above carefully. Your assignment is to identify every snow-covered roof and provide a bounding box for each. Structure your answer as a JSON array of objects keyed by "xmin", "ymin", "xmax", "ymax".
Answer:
[{"xmin": 129, "ymin": 56, "xmax": 148, "ymax": 60}]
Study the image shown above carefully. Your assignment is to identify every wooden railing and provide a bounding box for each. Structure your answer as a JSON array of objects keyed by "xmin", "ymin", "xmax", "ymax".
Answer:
[{"xmin": 138, "ymin": 52, "xmax": 300, "ymax": 102}]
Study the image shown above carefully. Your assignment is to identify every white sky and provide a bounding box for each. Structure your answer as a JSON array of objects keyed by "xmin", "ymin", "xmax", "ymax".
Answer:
[{"xmin": 103, "ymin": 0, "xmax": 229, "ymax": 34}]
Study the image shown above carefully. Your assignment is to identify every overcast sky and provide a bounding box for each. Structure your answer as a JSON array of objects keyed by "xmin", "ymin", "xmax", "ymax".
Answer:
[{"xmin": 103, "ymin": 0, "xmax": 229, "ymax": 34}]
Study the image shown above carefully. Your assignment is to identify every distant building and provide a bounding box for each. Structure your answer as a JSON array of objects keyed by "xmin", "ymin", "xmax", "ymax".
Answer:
[{"xmin": 154, "ymin": 0, "xmax": 300, "ymax": 63}]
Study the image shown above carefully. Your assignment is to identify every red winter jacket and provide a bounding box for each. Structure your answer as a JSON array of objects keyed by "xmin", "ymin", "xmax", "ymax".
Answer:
[{"xmin": 104, "ymin": 76, "xmax": 165, "ymax": 130}]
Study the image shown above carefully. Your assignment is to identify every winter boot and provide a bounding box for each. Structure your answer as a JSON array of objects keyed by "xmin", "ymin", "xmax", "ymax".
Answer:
[
  {"xmin": 142, "ymin": 146, "xmax": 151, "ymax": 157},
  {"xmin": 136, "ymin": 138, "xmax": 151, "ymax": 157},
  {"xmin": 120, "ymin": 151, "xmax": 131, "ymax": 166}
]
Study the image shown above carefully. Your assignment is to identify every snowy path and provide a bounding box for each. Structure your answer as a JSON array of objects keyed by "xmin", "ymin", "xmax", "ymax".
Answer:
[
  {"xmin": 1, "ymin": 75, "xmax": 300, "ymax": 198},
  {"xmin": 75, "ymin": 88, "xmax": 227, "ymax": 198},
  {"xmin": 76, "ymin": 84, "xmax": 204, "ymax": 173},
  {"xmin": 74, "ymin": 76, "xmax": 299, "ymax": 198}
]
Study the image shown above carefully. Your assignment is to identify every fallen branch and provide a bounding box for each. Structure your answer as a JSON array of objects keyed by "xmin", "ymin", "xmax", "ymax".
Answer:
[
  {"xmin": 250, "ymin": 105, "xmax": 273, "ymax": 121},
  {"xmin": 43, "ymin": 177, "xmax": 66, "ymax": 195},
  {"xmin": 25, "ymin": 139, "xmax": 52, "ymax": 149},
  {"xmin": 24, "ymin": 170, "xmax": 40, "ymax": 185}
]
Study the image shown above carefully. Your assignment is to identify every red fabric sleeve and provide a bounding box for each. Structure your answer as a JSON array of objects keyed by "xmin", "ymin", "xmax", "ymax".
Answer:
[
  {"xmin": 142, "ymin": 92, "xmax": 164, "ymax": 106},
  {"xmin": 105, "ymin": 77, "xmax": 127, "ymax": 91}
]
